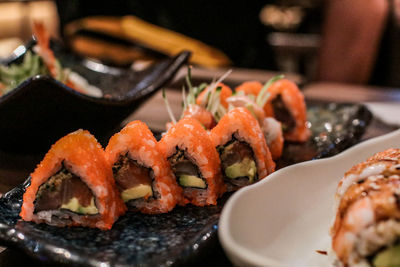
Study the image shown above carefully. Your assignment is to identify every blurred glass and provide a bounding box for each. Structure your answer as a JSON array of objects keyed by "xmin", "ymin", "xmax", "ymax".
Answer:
[{"xmin": 0, "ymin": 1, "xmax": 59, "ymax": 58}]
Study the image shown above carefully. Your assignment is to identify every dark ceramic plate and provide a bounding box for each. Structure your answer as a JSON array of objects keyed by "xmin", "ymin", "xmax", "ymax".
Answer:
[
  {"xmin": 0, "ymin": 103, "xmax": 371, "ymax": 266},
  {"xmin": 0, "ymin": 42, "xmax": 190, "ymax": 152}
]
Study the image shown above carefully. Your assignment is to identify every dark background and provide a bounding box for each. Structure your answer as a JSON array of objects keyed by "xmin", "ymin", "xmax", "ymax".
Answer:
[{"xmin": 56, "ymin": 0, "xmax": 325, "ymax": 72}]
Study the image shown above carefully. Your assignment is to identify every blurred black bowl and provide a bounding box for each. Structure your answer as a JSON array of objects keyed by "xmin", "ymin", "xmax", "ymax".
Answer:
[{"xmin": 0, "ymin": 42, "xmax": 190, "ymax": 152}]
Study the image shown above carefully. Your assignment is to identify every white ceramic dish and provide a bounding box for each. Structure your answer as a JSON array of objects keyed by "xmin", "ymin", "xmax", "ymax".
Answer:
[{"xmin": 219, "ymin": 129, "xmax": 400, "ymax": 267}]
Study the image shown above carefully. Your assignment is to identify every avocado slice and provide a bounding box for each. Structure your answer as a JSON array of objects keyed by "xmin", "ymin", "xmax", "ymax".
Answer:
[
  {"xmin": 61, "ymin": 197, "xmax": 98, "ymax": 215},
  {"xmin": 121, "ymin": 184, "xmax": 153, "ymax": 202},
  {"xmin": 179, "ymin": 175, "xmax": 206, "ymax": 189},
  {"xmin": 224, "ymin": 157, "xmax": 256, "ymax": 183},
  {"xmin": 373, "ymin": 244, "xmax": 400, "ymax": 267}
]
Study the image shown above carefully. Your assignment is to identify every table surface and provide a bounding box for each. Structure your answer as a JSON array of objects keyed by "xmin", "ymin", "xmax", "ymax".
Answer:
[{"xmin": 0, "ymin": 67, "xmax": 398, "ymax": 266}]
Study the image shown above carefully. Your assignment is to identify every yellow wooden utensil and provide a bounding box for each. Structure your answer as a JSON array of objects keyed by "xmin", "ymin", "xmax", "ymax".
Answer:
[
  {"xmin": 120, "ymin": 15, "xmax": 231, "ymax": 68},
  {"xmin": 65, "ymin": 16, "xmax": 231, "ymax": 68}
]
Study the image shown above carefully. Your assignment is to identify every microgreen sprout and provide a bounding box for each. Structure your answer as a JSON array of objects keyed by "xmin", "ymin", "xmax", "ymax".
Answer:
[
  {"xmin": 256, "ymin": 74, "xmax": 284, "ymax": 107},
  {"xmin": 162, "ymin": 88, "xmax": 177, "ymax": 124},
  {"xmin": 200, "ymin": 69, "xmax": 232, "ymax": 106}
]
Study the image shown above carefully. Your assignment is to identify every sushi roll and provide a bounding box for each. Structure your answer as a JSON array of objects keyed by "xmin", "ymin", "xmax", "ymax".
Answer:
[
  {"xmin": 235, "ymin": 81, "xmax": 263, "ymax": 97},
  {"xmin": 263, "ymin": 79, "xmax": 310, "ymax": 142},
  {"xmin": 261, "ymin": 117, "xmax": 284, "ymax": 161},
  {"xmin": 210, "ymin": 107, "xmax": 275, "ymax": 192},
  {"xmin": 182, "ymin": 104, "xmax": 216, "ymax": 130},
  {"xmin": 225, "ymin": 94, "xmax": 284, "ymax": 160},
  {"xmin": 20, "ymin": 130, "xmax": 125, "ymax": 230},
  {"xmin": 331, "ymin": 148, "xmax": 400, "ymax": 266},
  {"xmin": 158, "ymin": 117, "xmax": 225, "ymax": 206},
  {"xmin": 335, "ymin": 149, "xmax": 400, "ymax": 203},
  {"xmin": 196, "ymin": 82, "xmax": 232, "ymax": 109},
  {"xmin": 225, "ymin": 93, "xmax": 265, "ymax": 123},
  {"xmin": 175, "ymin": 68, "xmax": 229, "ymax": 129},
  {"xmin": 105, "ymin": 121, "xmax": 182, "ymax": 214}
]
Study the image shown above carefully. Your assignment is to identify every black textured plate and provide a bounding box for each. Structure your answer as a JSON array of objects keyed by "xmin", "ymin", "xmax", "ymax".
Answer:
[
  {"xmin": 0, "ymin": 103, "xmax": 371, "ymax": 266},
  {"xmin": 0, "ymin": 41, "xmax": 190, "ymax": 152}
]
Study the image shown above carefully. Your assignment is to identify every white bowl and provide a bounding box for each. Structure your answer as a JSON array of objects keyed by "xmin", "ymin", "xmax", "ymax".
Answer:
[{"xmin": 219, "ymin": 129, "xmax": 400, "ymax": 267}]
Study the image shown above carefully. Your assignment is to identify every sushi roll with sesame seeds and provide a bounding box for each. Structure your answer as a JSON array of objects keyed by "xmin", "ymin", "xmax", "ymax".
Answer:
[
  {"xmin": 106, "ymin": 121, "xmax": 182, "ymax": 214},
  {"xmin": 210, "ymin": 107, "xmax": 275, "ymax": 192},
  {"xmin": 158, "ymin": 117, "xmax": 225, "ymax": 206},
  {"xmin": 20, "ymin": 130, "xmax": 125, "ymax": 230},
  {"xmin": 331, "ymin": 148, "xmax": 400, "ymax": 266}
]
